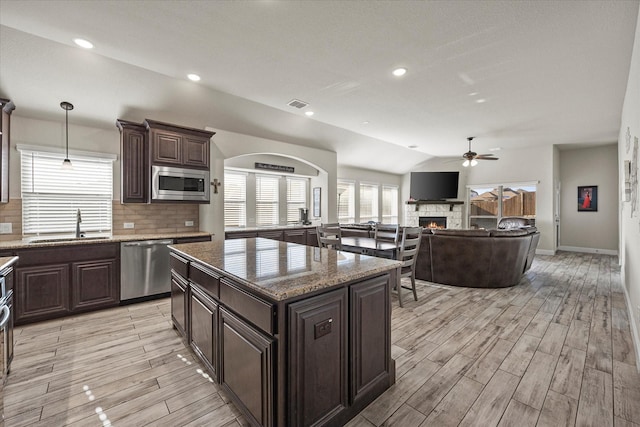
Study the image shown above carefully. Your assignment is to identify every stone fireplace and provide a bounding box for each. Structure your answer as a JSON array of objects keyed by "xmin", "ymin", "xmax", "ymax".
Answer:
[
  {"xmin": 405, "ymin": 201, "xmax": 463, "ymax": 229},
  {"xmin": 420, "ymin": 216, "xmax": 447, "ymax": 229}
]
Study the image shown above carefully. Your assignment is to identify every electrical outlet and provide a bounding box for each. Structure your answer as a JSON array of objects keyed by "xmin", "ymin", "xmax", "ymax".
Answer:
[
  {"xmin": 185, "ymin": 220, "xmax": 194, "ymax": 227},
  {"xmin": 0, "ymin": 223, "xmax": 12, "ymax": 234},
  {"xmin": 123, "ymin": 222, "xmax": 135, "ymax": 229}
]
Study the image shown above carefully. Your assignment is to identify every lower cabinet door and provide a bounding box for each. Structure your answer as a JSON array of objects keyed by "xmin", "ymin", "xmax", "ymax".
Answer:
[
  {"xmin": 219, "ymin": 307, "xmax": 274, "ymax": 427},
  {"xmin": 350, "ymin": 275, "xmax": 391, "ymax": 403},
  {"xmin": 288, "ymin": 288, "xmax": 348, "ymax": 426},
  {"xmin": 15, "ymin": 264, "xmax": 70, "ymax": 324},
  {"xmin": 71, "ymin": 259, "xmax": 119, "ymax": 312},
  {"xmin": 171, "ymin": 274, "xmax": 188, "ymax": 339},
  {"xmin": 189, "ymin": 285, "xmax": 218, "ymax": 379}
]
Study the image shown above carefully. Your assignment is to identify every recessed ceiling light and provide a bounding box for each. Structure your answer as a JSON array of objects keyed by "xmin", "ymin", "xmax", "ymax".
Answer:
[
  {"xmin": 305, "ymin": 111, "xmax": 314, "ymax": 117},
  {"xmin": 392, "ymin": 67, "xmax": 407, "ymax": 77},
  {"xmin": 408, "ymin": 145, "xmax": 418, "ymax": 149},
  {"xmin": 362, "ymin": 121, "xmax": 370, "ymax": 125},
  {"xmin": 73, "ymin": 38, "xmax": 94, "ymax": 49},
  {"xmin": 488, "ymin": 147, "xmax": 502, "ymax": 152},
  {"xmin": 468, "ymin": 92, "xmax": 478, "ymax": 96},
  {"xmin": 187, "ymin": 74, "xmax": 201, "ymax": 82},
  {"xmin": 475, "ymin": 98, "xmax": 486, "ymax": 103}
]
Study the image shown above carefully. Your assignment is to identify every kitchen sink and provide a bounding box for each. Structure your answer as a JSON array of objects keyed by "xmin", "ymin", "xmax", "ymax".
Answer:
[{"xmin": 28, "ymin": 236, "xmax": 111, "ymax": 244}]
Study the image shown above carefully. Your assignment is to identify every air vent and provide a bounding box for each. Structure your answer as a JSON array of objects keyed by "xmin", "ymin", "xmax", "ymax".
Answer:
[{"xmin": 287, "ymin": 99, "xmax": 309, "ymax": 109}]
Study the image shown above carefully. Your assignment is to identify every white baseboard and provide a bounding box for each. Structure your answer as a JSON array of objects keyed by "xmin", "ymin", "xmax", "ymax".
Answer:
[
  {"xmin": 621, "ymin": 281, "xmax": 640, "ymax": 373},
  {"xmin": 536, "ymin": 249, "xmax": 556, "ymax": 256},
  {"xmin": 557, "ymin": 245, "xmax": 619, "ymax": 256}
]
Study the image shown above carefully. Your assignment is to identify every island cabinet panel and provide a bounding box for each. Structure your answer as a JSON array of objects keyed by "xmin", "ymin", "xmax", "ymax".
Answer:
[
  {"xmin": 16, "ymin": 264, "xmax": 70, "ymax": 323},
  {"xmin": 220, "ymin": 278, "xmax": 275, "ymax": 335},
  {"xmin": 350, "ymin": 276, "xmax": 391, "ymax": 404},
  {"xmin": 71, "ymin": 259, "xmax": 119, "ymax": 312},
  {"xmin": 284, "ymin": 228, "xmax": 307, "ymax": 245},
  {"xmin": 190, "ymin": 285, "xmax": 218, "ymax": 378},
  {"xmin": 306, "ymin": 228, "xmax": 318, "ymax": 247},
  {"xmin": 190, "ymin": 262, "xmax": 220, "ymax": 299},
  {"xmin": 220, "ymin": 307, "xmax": 274, "ymax": 427},
  {"xmin": 171, "ymin": 272, "xmax": 188, "ymax": 340},
  {"xmin": 288, "ymin": 288, "xmax": 348, "ymax": 427}
]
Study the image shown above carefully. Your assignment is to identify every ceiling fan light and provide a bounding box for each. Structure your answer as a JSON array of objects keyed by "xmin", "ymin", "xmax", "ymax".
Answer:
[
  {"xmin": 62, "ymin": 158, "xmax": 73, "ymax": 169},
  {"xmin": 462, "ymin": 159, "xmax": 470, "ymax": 167},
  {"xmin": 471, "ymin": 159, "xmax": 478, "ymax": 167}
]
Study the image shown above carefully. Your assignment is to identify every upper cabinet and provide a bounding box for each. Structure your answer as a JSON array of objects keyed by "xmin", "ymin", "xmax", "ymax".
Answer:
[
  {"xmin": 145, "ymin": 119, "xmax": 214, "ymax": 169},
  {"xmin": 1, "ymin": 98, "xmax": 16, "ymax": 204},
  {"xmin": 116, "ymin": 118, "xmax": 215, "ymax": 203}
]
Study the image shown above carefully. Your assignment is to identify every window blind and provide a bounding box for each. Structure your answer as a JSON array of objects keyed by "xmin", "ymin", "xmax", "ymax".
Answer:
[
  {"xmin": 286, "ymin": 177, "xmax": 307, "ymax": 223},
  {"xmin": 337, "ymin": 181, "xmax": 355, "ymax": 224},
  {"xmin": 359, "ymin": 183, "xmax": 379, "ymax": 223},
  {"xmin": 256, "ymin": 175, "xmax": 279, "ymax": 225},
  {"xmin": 382, "ymin": 185, "xmax": 399, "ymax": 223},
  {"xmin": 224, "ymin": 171, "xmax": 247, "ymax": 227},
  {"xmin": 20, "ymin": 150, "xmax": 113, "ymax": 235}
]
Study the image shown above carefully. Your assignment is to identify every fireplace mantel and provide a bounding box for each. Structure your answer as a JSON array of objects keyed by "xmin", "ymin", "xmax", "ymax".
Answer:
[{"xmin": 407, "ymin": 200, "xmax": 464, "ymax": 211}]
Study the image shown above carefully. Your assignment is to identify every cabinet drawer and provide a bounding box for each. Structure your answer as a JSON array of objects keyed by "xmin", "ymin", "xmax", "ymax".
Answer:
[
  {"xmin": 220, "ymin": 278, "xmax": 275, "ymax": 335},
  {"xmin": 190, "ymin": 262, "xmax": 220, "ymax": 299},
  {"xmin": 170, "ymin": 252, "xmax": 189, "ymax": 278}
]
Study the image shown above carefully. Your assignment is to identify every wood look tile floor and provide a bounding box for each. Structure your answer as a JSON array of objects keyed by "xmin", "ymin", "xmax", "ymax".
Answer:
[{"xmin": 4, "ymin": 251, "xmax": 640, "ymax": 426}]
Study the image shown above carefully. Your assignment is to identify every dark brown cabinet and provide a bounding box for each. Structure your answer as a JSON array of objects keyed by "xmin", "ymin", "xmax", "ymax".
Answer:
[
  {"xmin": 225, "ymin": 230, "xmax": 258, "ymax": 239},
  {"xmin": 219, "ymin": 307, "xmax": 274, "ymax": 427},
  {"xmin": 15, "ymin": 264, "xmax": 70, "ymax": 323},
  {"xmin": 284, "ymin": 228, "xmax": 306, "ymax": 245},
  {"xmin": 190, "ymin": 285, "xmax": 218, "ymax": 377},
  {"xmin": 116, "ymin": 120, "xmax": 147, "ymax": 203},
  {"xmin": 288, "ymin": 289, "xmax": 347, "ymax": 426},
  {"xmin": 71, "ymin": 259, "xmax": 119, "ymax": 312},
  {"xmin": 171, "ymin": 272, "xmax": 188, "ymax": 339},
  {"xmin": 13, "ymin": 243, "xmax": 120, "ymax": 325},
  {"xmin": 257, "ymin": 230, "xmax": 284, "ymax": 241},
  {"xmin": 350, "ymin": 276, "xmax": 390, "ymax": 404},
  {"xmin": 174, "ymin": 235, "xmax": 212, "ymax": 244},
  {"xmin": 306, "ymin": 227, "xmax": 318, "ymax": 247},
  {"xmin": 145, "ymin": 119, "xmax": 214, "ymax": 169},
  {"xmin": 1, "ymin": 98, "xmax": 16, "ymax": 204}
]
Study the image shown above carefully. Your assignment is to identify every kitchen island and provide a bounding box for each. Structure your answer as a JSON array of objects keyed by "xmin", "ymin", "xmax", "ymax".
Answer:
[{"xmin": 169, "ymin": 238, "xmax": 401, "ymax": 427}]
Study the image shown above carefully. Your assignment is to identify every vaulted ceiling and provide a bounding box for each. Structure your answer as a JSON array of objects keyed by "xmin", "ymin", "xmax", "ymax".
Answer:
[{"xmin": 0, "ymin": 1, "xmax": 637, "ymax": 174}]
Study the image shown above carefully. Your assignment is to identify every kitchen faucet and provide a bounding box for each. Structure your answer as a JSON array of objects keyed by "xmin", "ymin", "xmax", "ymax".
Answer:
[{"xmin": 75, "ymin": 209, "xmax": 82, "ymax": 238}]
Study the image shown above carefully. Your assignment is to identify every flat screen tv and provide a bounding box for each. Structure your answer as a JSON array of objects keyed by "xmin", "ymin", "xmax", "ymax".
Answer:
[{"xmin": 410, "ymin": 171, "xmax": 459, "ymax": 201}]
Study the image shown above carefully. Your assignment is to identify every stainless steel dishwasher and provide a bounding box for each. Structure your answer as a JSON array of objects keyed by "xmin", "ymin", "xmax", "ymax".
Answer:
[{"xmin": 120, "ymin": 239, "xmax": 174, "ymax": 301}]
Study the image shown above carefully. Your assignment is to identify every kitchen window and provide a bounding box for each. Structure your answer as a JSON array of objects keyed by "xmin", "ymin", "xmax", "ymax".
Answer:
[
  {"xmin": 382, "ymin": 185, "xmax": 399, "ymax": 223},
  {"xmin": 224, "ymin": 171, "xmax": 247, "ymax": 227},
  {"xmin": 359, "ymin": 183, "xmax": 379, "ymax": 223},
  {"xmin": 256, "ymin": 175, "xmax": 279, "ymax": 226},
  {"xmin": 19, "ymin": 147, "xmax": 115, "ymax": 236},
  {"xmin": 337, "ymin": 180, "xmax": 355, "ymax": 224},
  {"xmin": 286, "ymin": 177, "xmax": 307, "ymax": 223}
]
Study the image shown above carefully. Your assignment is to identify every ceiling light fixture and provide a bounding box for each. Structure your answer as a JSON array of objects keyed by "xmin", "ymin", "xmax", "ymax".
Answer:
[
  {"xmin": 187, "ymin": 74, "xmax": 201, "ymax": 82},
  {"xmin": 462, "ymin": 159, "xmax": 479, "ymax": 168},
  {"xmin": 362, "ymin": 121, "xmax": 370, "ymax": 125},
  {"xmin": 73, "ymin": 38, "xmax": 94, "ymax": 49},
  {"xmin": 392, "ymin": 67, "xmax": 407, "ymax": 77},
  {"xmin": 475, "ymin": 99, "xmax": 486, "ymax": 104},
  {"xmin": 305, "ymin": 111, "xmax": 314, "ymax": 117},
  {"xmin": 60, "ymin": 101, "xmax": 74, "ymax": 169}
]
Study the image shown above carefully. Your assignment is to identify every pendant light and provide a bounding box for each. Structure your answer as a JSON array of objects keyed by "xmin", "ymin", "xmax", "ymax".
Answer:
[{"xmin": 60, "ymin": 101, "xmax": 74, "ymax": 169}]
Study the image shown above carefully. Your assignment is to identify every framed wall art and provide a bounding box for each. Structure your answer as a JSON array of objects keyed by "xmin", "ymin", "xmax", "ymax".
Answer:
[
  {"xmin": 313, "ymin": 187, "xmax": 321, "ymax": 217},
  {"xmin": 578, "ymin": 185, "xmax": 598, "ymax": 212}
]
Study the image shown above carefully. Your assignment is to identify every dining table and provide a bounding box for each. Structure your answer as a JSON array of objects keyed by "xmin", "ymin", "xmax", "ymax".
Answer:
[{"xmin": 340, "ymin": 236, "xmax": 399, "ymax": 260}]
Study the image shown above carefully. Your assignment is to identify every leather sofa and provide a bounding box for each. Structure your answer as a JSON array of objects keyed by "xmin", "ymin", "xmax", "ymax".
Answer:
[{"xmin": 415, "ymin": 226, "xmax": 540, "ymax": 288}]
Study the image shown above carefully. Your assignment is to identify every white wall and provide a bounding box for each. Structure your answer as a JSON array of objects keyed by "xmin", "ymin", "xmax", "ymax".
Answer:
[
  {"xmin": 559, "ymin": 145, "xmax": 619, "ymax": 253},
  {"xmin": 465, "ymin": 144, "xmax": 555, "ymax": 254},
  {"xmin": 9, "ymin": 115, "xmax": 120, "ymax": 198},
  {"xmin": 337, "ymin": 166, "xmax": 402, "ymax": 224},
  {"xmin": 618, "ymin": 7, "xmax": 640, "ymax": 370},
  {"xmin": 202, "ymin": 128, "xmax": 337, "ymax": 241}
]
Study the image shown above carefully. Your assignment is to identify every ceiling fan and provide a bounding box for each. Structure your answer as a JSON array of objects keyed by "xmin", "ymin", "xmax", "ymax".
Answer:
[{"xmin": 461, "ymin": 137, "xmax": 498, "ymax": 167}]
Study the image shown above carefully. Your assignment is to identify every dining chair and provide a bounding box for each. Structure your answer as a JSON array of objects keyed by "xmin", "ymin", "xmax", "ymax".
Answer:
[
  {"xmin": 395, "ymin": 226, "xmax": 422, "ymax": 307},
  {"xmin": 316, "ymin": 223, "xmax": 342, "ymax": 250},
  {"xmin": 374, "ymin": 223, "xmax": 399, "ymax": 244}
]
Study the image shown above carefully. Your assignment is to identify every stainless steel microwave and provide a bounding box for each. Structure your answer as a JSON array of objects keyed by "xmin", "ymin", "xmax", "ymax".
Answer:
[{"xmin": 151, "ymin": 165, "xmax": 210, "ymax": 202}]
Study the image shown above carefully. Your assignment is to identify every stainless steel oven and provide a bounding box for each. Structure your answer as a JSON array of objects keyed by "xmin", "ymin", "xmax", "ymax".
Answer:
[{"xmin": 151, "ymin": 165, "xmax": 210, "ymax": 202}]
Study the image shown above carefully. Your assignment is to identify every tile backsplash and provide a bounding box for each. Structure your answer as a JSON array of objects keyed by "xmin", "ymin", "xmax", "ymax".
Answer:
[{"xmin": 0, "ymin": 199, "xmax": 199, "ymax": 241}]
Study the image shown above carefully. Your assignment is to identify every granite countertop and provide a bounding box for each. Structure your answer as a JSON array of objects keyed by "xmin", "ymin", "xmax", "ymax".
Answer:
[
  {"xmin": 170, "ymin": 237, "xmax": 402, "ymax": 301},
  {"xmin": 0, "ymin": 231, "xmax": 212, "ymax": 250},
  {"xmin": 0, "ymin": 256, "xmax": 19, "ymax": 271}
]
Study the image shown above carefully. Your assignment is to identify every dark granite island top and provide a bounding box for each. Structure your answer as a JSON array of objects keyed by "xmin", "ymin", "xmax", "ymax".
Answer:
[{"xmin": 169, "ymin": 238, "xmax": 400, "ymax": 427}]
